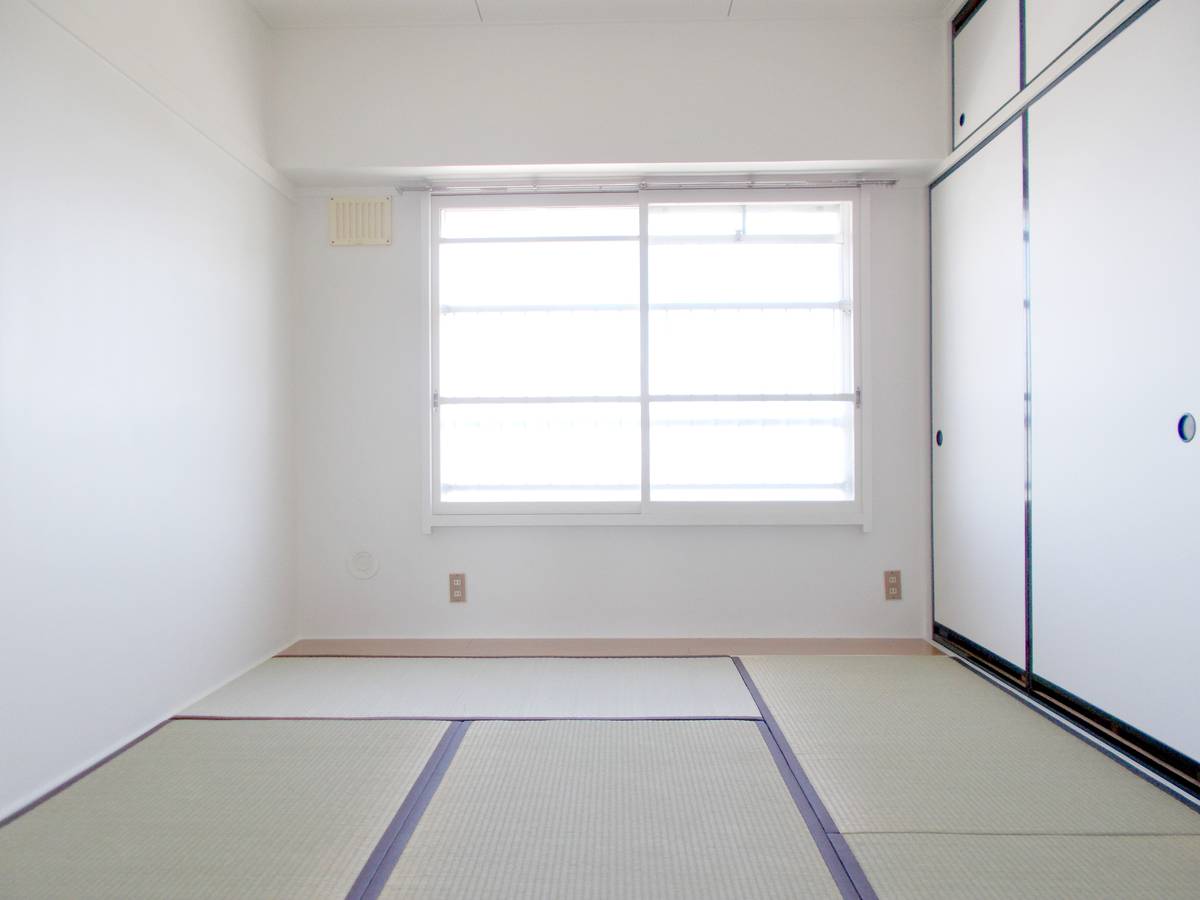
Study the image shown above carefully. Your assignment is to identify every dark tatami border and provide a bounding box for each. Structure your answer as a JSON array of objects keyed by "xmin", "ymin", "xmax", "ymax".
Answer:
[
  {"xmin": 347, "ymin": 720, "xmax": 470, "ymax": 900},
  {"xmin": 733, "ymin": 657, "xmax": 877, "ymax": 900}
]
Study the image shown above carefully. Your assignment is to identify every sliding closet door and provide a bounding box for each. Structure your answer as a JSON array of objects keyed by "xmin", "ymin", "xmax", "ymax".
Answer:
[
  {"xmin": 1029, "ymin": 0, "xmax": 1200, "ymax": 761},
  {"xmin": 931, "ymin": 120, "xmax": 1028, "ymax": 670},
  {"xmin": 1024, "ymin": 0, "xmax": 1119, "ymax": 79}
]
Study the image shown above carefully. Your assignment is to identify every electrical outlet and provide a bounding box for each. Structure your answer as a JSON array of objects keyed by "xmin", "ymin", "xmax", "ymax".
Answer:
[
  {"xmin": 884, "ymin": 570, "xmax": 902, "ymax": 601},
  {"xmin": 449, "ymin": 573, "xmax": 466, "ymax": 603}
]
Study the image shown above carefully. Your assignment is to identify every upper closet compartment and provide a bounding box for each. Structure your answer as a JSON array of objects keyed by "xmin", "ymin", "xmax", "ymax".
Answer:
[
  {"xmin": 952, "ymin": 0, "xmax": 1021, "ymax": 147},
  {"xmin": 1024, "ymin": 0, "xmax": 1120, "ymax": 79}
]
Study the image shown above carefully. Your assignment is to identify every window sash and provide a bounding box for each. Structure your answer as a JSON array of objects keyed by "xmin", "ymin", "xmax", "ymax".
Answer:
[{"xmin": 427, "ymin": 189, "xmax": 863, "ymax": 524}]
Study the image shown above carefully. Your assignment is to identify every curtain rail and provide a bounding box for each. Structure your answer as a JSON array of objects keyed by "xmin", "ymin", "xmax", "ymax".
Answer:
[{"xmin": 401, "ymin": 177, "xmax": 897, "ymax": 196}]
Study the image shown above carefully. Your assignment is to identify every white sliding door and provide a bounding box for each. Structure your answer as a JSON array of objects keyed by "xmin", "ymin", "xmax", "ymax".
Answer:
[
  {"xmin": 932, "ymin": 120, "xmax": 1028, "ymax": 669},
  {"xmin": 1029, "ymin": 0, "xmax": 1200, "ymax": 760},
  {"xmin": 1024, "ymin": 0, "xmax": 1119, "ymax": 79},
  {"xmin": 953, "ymin": 0, "xmax": 1022, "ymax": 145}
]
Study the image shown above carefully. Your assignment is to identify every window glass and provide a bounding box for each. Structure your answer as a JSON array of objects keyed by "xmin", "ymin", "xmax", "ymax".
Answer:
[{"xmin": 433, "ymin": 196, "xmax": 856, "ymax": 511}]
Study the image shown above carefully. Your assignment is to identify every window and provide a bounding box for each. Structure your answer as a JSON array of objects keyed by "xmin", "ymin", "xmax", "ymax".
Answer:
[{"xmin": 426, "ymin": 190, "xmax": 863, "ymax": 527}]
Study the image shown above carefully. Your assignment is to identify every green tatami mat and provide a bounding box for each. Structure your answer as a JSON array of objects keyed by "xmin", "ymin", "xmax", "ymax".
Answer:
[
  {"xmin": 846, "ymin": 833, "xmax": 1200, "ymax": 900},
  {"xmin": 381, "ymin": 720, "xmax": 842, "ymax": 899},
  {"xmin": 741, "ymin": 655, "xmax": 1200, "ymax": 835},
  {"xmin": 183, "ymin": 656, "xmax": 759, "ymax": 719},
  {"xmin": 0, "ymin": 719, "xmax": 447, "ymax": 899}
]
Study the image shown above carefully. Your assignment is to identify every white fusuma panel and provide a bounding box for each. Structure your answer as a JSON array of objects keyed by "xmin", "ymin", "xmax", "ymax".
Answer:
[
  {"xmin": 932, "ymin": 119, "xmax": 1028, "ymax": 669},
  {"xmin": 1028, "ymin": 0, "xmax": 1200, "ymax": 761},
  {"xmin": 953, "ymin": 0, "xmax": 1021, "ymax": 145},
  {"xmin": 1025, "ymin": 0, "xmax": 1119, "ymax": 80}
]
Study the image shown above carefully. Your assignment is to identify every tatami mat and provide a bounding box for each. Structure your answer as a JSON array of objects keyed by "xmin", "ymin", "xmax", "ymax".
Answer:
[
  {"xmin": 845, "ymin": 833, "xmax": 1200, "ymax": 900},
  {"xmin": 741, "ymin": 655, "xmax": 1200, "ymax": 835},
  {"xmin": 0, "ymin": 720, "xmax": 447, "ymax": 899},
  {"xmin": 379, "ymin": 720, "xmax": 842, "ymax": 899},
  {"xmin": 183, "ymin": 656, "xmax": 760, "ymax": 719}
]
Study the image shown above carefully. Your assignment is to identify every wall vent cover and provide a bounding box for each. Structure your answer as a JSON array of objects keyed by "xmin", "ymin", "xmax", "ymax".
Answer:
[{"xmin": 329, "ymin": 195, "xmax": 392, "ymax": 246}]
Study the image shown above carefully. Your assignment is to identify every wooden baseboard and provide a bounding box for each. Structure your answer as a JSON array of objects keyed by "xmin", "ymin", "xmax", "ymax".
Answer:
[{"xmin": 279, "ymin": 638, "xmax": 942, "ymax": 658}]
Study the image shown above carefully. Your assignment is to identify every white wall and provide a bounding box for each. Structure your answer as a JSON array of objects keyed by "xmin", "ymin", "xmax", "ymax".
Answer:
[
  {"xmin": 279, "ymin": 9, "xmax": 941, "ymax": 639},
  {"xmin": 269, "ymin": 17, "xmax": 948, "ymax": 178},
  {"xmin": 0, "ymin": 0, "xmax": 294, "ymax": 817},
  {"xmin": 293, "ymin": 185, "xmax": 930, "ymax": 638},
  {"xmin": 45, "ymin": 0, "xmax": 272, "ymax": 163}
]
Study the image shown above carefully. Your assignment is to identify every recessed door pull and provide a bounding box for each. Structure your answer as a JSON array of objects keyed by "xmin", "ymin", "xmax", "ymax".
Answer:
[{"xmin": 1180, "ymin": 414, "xmax": 1196, "ymax": 443}]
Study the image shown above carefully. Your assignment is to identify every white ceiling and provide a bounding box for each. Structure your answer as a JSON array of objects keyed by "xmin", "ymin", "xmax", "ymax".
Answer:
[{"xmin": 248, "ymin": 0, "xmax": 947, "ymax": 29}]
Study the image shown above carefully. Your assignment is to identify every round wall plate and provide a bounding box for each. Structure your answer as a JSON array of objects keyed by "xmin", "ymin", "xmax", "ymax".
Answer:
[{"xmin": 347, "ymin": 550, "xmax": 379, "ymax": 580}]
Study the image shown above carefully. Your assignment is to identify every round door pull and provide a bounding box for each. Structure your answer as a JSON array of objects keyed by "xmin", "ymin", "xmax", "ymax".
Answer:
[
  {"xmin": 958, "ymin": 113, "xmax": 966, "ymax": 127},
  {"xmin": 936, "ymin": 430, "xmax": 944, "ymax": 446},
  {"xmin": 1180, "ymin": 413, "xmax": 1196, "ymax": 443}
]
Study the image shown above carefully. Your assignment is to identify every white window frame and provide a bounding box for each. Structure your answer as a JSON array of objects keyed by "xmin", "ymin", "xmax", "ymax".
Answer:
[{"xmin": 420, "ymin": 188, "xmax": 870, "ymax": 530}]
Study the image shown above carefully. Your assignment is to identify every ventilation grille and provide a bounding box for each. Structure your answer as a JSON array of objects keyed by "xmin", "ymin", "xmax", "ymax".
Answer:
[{"xmin": 328, "ymin": 195, "xmax": 392, "ymax": 246}]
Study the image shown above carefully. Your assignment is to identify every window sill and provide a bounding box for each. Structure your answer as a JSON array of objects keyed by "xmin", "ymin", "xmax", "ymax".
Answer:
[{"xmin": 423, "ymin": 501, "xmax": 867, "ymax": 532}]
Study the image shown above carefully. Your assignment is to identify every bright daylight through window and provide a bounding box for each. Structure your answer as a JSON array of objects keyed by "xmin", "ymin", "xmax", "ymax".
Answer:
[{"xmin": 429, "ymin": 190, "xmax": 860, "ymax": 523}]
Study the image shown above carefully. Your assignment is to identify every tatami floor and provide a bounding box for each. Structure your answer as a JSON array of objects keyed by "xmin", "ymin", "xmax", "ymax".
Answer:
[{"xmin": 1, "ymin": 640, "xmax": 1198, "ymax": 899}]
